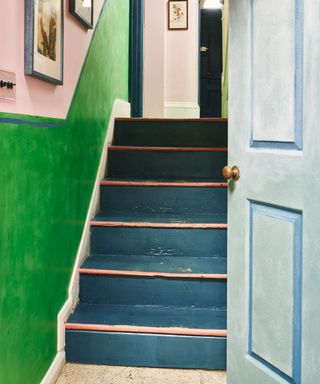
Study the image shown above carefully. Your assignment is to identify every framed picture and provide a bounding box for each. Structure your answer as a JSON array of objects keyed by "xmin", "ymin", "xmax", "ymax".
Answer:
[
  {"xmin": 25, "ymin": 0, "xmax": 64, "ymax": 85},
  {"xmin": 168, "ymin": 0, "xmax": 188, "ymax": 30},
  {"xmin": 69, "ymin": 0, "xmax": 93, "ymax": 29}
]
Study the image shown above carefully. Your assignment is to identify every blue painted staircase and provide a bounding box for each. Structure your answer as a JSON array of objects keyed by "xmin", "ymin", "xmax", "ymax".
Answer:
[{"xmin": 66, "ymin": 118, "xmax": 228, "ymax": 369}]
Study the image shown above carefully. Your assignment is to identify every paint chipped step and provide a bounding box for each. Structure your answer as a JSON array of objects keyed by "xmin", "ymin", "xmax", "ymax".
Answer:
[
  {"xmin": 100, "ymin": 178, "xmax": 229, "ymax": 187},
  {"xmin": 79, "ymin": 274, "xmax": 226, "ymax": 308},
  {"xmin": 90, "ymin": 214, "xmax": 228, "ymax": 228},
  {"xmin": 80, "ymin": 254, "xmax": 227, "ymax": 279},
  {"xmin": 66, "ymin": 303, "xmax": 227, "ymax": 337},
  {"xmin": 65, "ymin": 330, "xmax": 227, "ymax": 369},
  {"xmin": 99, "ymin": 183, "xmax": 227, "ymax": 218}
]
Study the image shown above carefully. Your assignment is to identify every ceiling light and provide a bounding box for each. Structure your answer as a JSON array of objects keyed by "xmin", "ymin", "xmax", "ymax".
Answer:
[
  {"xmin": 203, "ymin": 0, "xmax": 223, "ymax": 9},
  {"xmin": 82, "ymin": 0, "xmax": 91, "ymax": 7}
]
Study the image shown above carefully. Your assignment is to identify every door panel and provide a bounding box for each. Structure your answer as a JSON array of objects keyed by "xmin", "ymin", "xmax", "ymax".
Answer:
[
  {"xmin": 249, "ymin": 204, "xmax": 302, "ymax": 380},
  {"xmin": 228, "ymin": 0, "xmax": 320, "ymax": 383},
  {"xmin": 252, "ymin": 0, "xmax": 297, "ymax": 143}
]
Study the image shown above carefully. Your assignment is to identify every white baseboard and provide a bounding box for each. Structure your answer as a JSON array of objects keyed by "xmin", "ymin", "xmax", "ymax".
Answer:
[
  {"xmin": 41, "ymin": 99, "xmax": 131, "ymax": 384},
  {"xmin": 164, "ymin": 102, "xmax": 200, "ymax": 118},
  {"xmin": 40, "ymin": 352, "xmax": 65, "ymax": 384}
]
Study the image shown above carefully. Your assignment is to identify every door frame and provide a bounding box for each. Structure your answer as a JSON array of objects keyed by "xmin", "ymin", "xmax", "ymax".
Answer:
[
  {"xmin": 198, "ymin": 0, "xmax": 202, "ymax": 111},
  {"xmin": 129, "ymin": 0, "xmax": 144, "ymax": 117}
]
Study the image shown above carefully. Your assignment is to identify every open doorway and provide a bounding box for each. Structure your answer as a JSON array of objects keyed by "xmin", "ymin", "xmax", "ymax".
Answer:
[
  {"xmin": 199, "ymin": 0, "xmax": 225, "ymax": 118},
  {"xmin": 130, "ymin": 0, "xmax": 144, "ymax": 117}
]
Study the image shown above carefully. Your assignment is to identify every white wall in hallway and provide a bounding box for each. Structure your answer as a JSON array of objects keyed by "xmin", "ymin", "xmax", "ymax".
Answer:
[
  {"xmin": 143, "ymin": 0, "xmax": 199, "ymax": 118},
  {"xmin": 143, "ymin": 0, "xmax": 166, "ymax": 117},
  {"xmin": 165, "ymin": 0, "xmax": 200, "ymax": 118}
]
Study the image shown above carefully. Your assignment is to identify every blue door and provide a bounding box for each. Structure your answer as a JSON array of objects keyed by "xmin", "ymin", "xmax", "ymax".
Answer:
[{"xmin": 227, "ymin": 0, "xmax": 319, "ymax": 383}]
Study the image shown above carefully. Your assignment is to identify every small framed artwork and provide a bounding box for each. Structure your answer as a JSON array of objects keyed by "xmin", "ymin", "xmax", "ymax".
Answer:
[
  {"xmin": 25, "ymin": 0, "xmax": 64, "ymax": 85},
  {"xmin": 69, "ymin": 0, "xmax": 94, "ymax": 29},
  {"xmin": 168, "ymin": 0, "xmax": 188, "ymax": 31}
]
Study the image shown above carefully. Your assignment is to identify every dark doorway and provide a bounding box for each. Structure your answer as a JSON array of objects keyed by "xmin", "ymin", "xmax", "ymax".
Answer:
[
  {"xmin": 200, "ymin": 9, "xmax": 223, "ymax": 117},
  {"xmin": 129, "ymin": 0, "xmax": 144, "ymax": 117}
]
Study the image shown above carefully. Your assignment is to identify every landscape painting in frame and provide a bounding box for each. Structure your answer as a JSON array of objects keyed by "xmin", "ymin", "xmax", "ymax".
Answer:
[
  {"xmin": 168, "ymin": 0, "xmax": 188, "ymax": 30},
  {"xmin": 70, "ymin": 0, "xmax": 93, "ymax": 29},
  {"xmin": 25, "ymin": 0, "xmax": 64, "ymax": 84}
]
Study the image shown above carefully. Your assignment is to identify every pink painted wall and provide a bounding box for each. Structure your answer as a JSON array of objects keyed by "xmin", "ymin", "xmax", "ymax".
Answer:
[
  {"xmin": 143, "ymin": 0, "xmax": 166, "ymax": 117},
  {"xmin": 143, "ymin": 0, "xmax": 199, "ymax": 117},
  {"xmin": 165, "ymin": 0, "xmax": 199, "ymax": 104},
  {"xmin": 0, "ymin": 0, "xmax": 104, "ymax": 119}
]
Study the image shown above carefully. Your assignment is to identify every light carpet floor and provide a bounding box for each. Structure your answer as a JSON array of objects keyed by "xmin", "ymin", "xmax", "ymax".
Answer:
[{"xmin": 56, "ymin": 364, "xmax": 227, "ymax": 384}]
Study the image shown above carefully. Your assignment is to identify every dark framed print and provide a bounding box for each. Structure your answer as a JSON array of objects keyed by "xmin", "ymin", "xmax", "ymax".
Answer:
[
  {"xmin": 69, "ymin": 0, "xmax": 93, "ymax": 29},
  {"xmin": 25, "ymin": 0, "xmax": 64, "ymax": 85},
  {"xmin": 168, "ymin": 0, "xmax": 188, "ymax": 30}
]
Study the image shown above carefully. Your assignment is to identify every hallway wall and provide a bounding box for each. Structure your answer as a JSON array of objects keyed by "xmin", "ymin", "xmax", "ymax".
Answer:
[
  {"xmin": 164, "ymin": 0, "xmax": 199, "ymax": 118},
  {"xmin": 0, "ymin": 0, "xmax": 105, "ymax": 118},
  {"xmin": 143, "ymin": 0, "xmax": 166, "ymax": 117},
  {"xmin": 143, "ymin": 0, "xmax": 199, "ymax": 118},
  {"xmin": 0, "ymin": 1, "xmax": 130, "ymax": 383}
]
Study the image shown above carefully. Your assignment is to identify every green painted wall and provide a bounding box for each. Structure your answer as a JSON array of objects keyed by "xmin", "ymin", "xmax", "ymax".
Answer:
[{"xmin": 0, "ymin": 1, "xmax": 129, "ymax": 383}]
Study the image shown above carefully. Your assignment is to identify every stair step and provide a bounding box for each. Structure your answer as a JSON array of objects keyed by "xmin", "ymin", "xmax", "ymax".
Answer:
[
  {"xmin": 81, "ymin": 255, "xmax": 227, "ymax": 276},
  {"xmin": 91, "ymin": 226, "xmax": 227, "ymax": 258},
  {"xmin": 91, "ymin": 214, "xmax": 227, "ymax": 225},
  {"xmin": 113, "ymin": 118, "xmax": 228, "ymax": 148},
  {"xmin": 66, "ymin": 331, "xmax": 226, "ymax": 369},
  {"xmin": 109, "ymin": 146, "xmax": 228, "ymax": 152},
  {"xmin": 80, "ymin": 275, "xmax": 227, "ymax": 307},
  {"xmin": 66, "ymin": 304, "xmax": 227, "ymax": 335},
  {"xmin": 99, "ymin": 184, "xmax": 227, "ymax": 216},
  {"xmin": 102, "ymin": 177, "xmax": 228, "ymax": 185},
  {"xmin": 107, "ymin": 148, "xmax": 227, "ymax": 181},
  {"xmin": 91, "ymin": 221, "xmax": 227, "ymax": 229},
  {"xmin": 101, "ymin": 179, "xmax": 228, "ymax": 187},
  {"xmin": 66, "ymin": 117, "xmax": 228, "ymax": 370}
]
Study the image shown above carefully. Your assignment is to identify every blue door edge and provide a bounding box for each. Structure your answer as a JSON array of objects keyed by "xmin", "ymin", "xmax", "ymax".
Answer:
[{"xmin": 129, "ymin": 0, "xmax": 144, "ymax": 117}]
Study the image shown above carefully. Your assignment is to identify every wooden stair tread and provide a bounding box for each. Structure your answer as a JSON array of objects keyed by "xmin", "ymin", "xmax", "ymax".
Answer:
[
  {"xmin": 66, "ymin": 117, "xmax": 228, "ymax": 369},
  {"xmin": 91, "ymin": 213, "xmax": 227, "ymax": 225},
  {"xmin": 109, "ymin": 145, "xmax": 228, "ymax": 152},
  {"xmin": 81, "ymin": 255, "xmax": 227, "ymax": 277},
  {"xmin": 101, "ymin": 178, "xmax": 228, "ymax": 187},
  {"xmin": 115, "ymin": 117, "xmax": 228, "ymax": 122},
  {"xmin": 66, "ymin": 303, "xmax": 227, "ymax": 337}
]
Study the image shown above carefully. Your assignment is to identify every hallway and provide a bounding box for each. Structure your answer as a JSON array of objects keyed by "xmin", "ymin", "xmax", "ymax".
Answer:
[{"xmin": 2, "ymin": 0, "xmax": 317, "ymax": 382}]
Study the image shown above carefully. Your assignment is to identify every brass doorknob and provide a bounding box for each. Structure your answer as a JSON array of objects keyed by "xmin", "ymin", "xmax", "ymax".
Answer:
[{"xmin": 222, "ymin": 165, "xmax": 240, "ymax": 181}]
